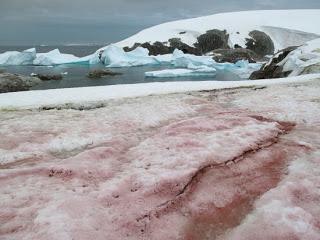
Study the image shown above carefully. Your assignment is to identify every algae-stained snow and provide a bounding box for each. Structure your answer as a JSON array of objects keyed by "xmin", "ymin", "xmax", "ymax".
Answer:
[
  {"xmin": 1, "ymin": 78, "xmax": 320, "ymax": 239},
  {"xmin": 115, "ymin": 10, "xmax": 320, "ymax": 51}
]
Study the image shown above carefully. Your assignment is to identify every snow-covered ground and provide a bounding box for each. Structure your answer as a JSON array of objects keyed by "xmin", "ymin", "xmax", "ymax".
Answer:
[
  {"xmin": 1, "ymin": 75, "xmax": 320, "ymax": 239},
  {"xmin": 0, "ymin": 74, "xmax": 320, "ymax": 110},
  {"xmin": 115, "ymin": 10, "xmax": 320, "ymax": 51}
]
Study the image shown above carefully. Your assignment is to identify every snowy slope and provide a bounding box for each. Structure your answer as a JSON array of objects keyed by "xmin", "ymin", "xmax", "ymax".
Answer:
[{"xmin": 115, "ymin": 10, "xmax": 320, "ymax": 51}]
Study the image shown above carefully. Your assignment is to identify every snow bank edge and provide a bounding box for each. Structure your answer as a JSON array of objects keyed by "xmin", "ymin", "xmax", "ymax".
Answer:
[{"xmin": 0, "ymin": 74, "xmax": 319, "ymax": 110}]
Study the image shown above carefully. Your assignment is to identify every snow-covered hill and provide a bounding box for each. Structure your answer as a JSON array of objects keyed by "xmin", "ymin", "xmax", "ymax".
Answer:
[{"xmin": 115, "ymin": 10, "xmax": 320, "ymax": 51}]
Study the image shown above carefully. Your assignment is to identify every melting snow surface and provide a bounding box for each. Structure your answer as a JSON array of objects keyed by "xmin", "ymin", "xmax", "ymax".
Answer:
[{"xmin": 1, "ymin": 79, "xmax": 320, "ymax": 239}]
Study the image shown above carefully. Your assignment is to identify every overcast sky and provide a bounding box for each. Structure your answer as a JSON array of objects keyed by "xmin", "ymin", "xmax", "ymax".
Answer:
[{"xmin": 0, "ymin": 0, "xmax": 319, "ymax": 45}]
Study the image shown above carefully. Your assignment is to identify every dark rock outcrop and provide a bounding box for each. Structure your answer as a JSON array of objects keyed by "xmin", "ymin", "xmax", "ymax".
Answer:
[
  {"xmin": 249, "ymin": 46, "xmax": 298, "ymax": 80},
  {"xmin": 141, "ymin": 42, "xmax": 172, "ymax": 55},
  {"xmin": 0, "ymin": 73, "xmax": 42, "ymax": 93},
  {"xmin": 123, "ymin": 43, "xmax": 142, "ymax": 52},
  {"xmin": 211, "ymin": 48, "xmax": 260, "ymax": 63},
  {"xmin": 123, "ymin": 42, "xmax": 171, "ymax": 55},
  {"xmin": 194, "ymin": 29, "xmax": 230, "ymax": 54},
  {"xmin": 36, "ymin": 74, "xmax": 63, "ymax": 81},
  {"xmin": 124, "ymin": 38, "xmax": 199, "ymax": 55},
  {"xmin": 87, "ymin": 69, "xmax": 122, "ymax": 79},
  {"xmin": 168, "ymin": 38, "xmax": 200, "ymax": 55},
  {"xmin": 245, "ymin": 30, "xmax": 275, "ymax": 57}
]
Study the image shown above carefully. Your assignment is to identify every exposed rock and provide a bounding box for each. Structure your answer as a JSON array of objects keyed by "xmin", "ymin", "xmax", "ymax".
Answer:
[
  {"xmin": 124, "ymin": 39, "xmax": 200, "ymax": 55},
  {"xmin": 179, "ymin": 31, "xmax": 186, "ymax": 35},
  {"xmin": 123, "ymin": 43, "xmax": 142, "ymax": 52},
  {"xmin": 36, "ymin": 74, "xmax": 63, "ymax": 81},
  {"xmin": 0, "ymin": 73, "xmax": 42, "ymax": 93},
  {"xmin": 211, "ymin": 48, "xmax": 260, "ymax": 63},
  {"xmin": 0, "ymin": 69, "xmax": 5, "ymax": 73},
  {"xmin": 143, "ymin": 42, "xmax": 172, "ymax": 55},
  {"xmin": 168, "ymin": 38, "xmax": 200, "ymax": 55},
  {"xmin": 87, "ymin": 69, "xmax": 122, "ymax": 79},
  {"xmin": 194, "ymin": 29, "xmax": 230, "ymax": 54},
  {"xmin": 124, "ymin": 42, "xmax": 171, "ymax": 55},
  {"xmin": 300, "ymin": 63, "xmax": 320, "ymax": 75},
  {"xmin": 245, "ymin": 30, "xmax": 275, "ymax": 56},
  {"xmin": 249, "ymin": 46, "xmax": 298, "ymax": 79}
]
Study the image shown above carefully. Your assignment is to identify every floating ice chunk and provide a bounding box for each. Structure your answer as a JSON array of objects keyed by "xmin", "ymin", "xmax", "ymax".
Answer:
[
  {"xmin": 226, "ymin": 60, "xmax": 262, "ymax": 79},
  {"xmin": 0, "ymin": 48, "xmax": 36, "ymax": 66},
  {"xmin": 145, "ymin": 67, "xmax": 217, "ymax": 78},
  {"xmin": 172, "ymin": 49, "xmax": 215, "ymax": 68},
  {"xmin": 101, "ymin": 45, "xmax": 160, "ymax": 67},
  {"xmin": 76, "ymin": 53, "xmax": 100, "ymax": 65},
  {"xmin": 153, "ymin": 54, "xmax": 173, "ymax": 64},
  {"xmin": 33, "ymin": 49, "xmax": 80, "ymax": 66},
  {"xmin": 126, "ymin": 47, "xmax": 150, "ymax": 57}
]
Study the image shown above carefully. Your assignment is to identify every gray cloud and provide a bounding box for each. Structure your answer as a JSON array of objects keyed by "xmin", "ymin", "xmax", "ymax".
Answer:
[{"xmin": 0, "ymin": 0, "xmax": 319, "ymax": 45}]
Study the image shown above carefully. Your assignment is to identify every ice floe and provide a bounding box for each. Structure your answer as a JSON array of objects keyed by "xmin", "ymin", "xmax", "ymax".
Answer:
[{"xmin": 145, "ymin": 66, "xmax": 217, "ymax": 78}]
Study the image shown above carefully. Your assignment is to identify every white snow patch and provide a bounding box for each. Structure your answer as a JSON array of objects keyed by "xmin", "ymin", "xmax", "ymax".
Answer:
[
  {"xmin": 0, "ymin": 74, "xmax": 319, "ymax": 110},
  {"xmin": 114, "ymin": 10, "xmax": 320, "ymax": 51}
]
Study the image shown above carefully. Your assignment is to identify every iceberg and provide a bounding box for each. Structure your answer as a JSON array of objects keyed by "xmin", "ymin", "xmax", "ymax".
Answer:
[
  {"xmin": 101, "ymin": 45, "xmax": 160, "ymax": 67},
  {"xmin": 145, "ymin": 66, "xmax": 217, "ymax": 78},
  {"xmin": 76, "ymin": 53, "xmax": 100, "ymax": 65},
  {"xmin": 33, "ymin": 49, "xmax": 80, "ymax": 66},
  {"xmin": 0, "ymin": 48, "xmax": 36, "ymax": 66},
  {"xmin": 223, "ymin": 60, "xmax": 262, "ymax": 79},
  {"xmin": 0, "ymin": 45, "xmax": 262, "ymax": 79},
  {"xmin": 172, "ymin": 49, "xmax": 215, "ymax": 68},
  {"xmin": 170, "ymin": 49, "xmax": 261, "ymax": 78}
]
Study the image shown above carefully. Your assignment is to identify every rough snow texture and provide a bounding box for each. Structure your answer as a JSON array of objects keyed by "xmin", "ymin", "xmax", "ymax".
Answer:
[
  {"xmin": 1, "ymin": 77, "xmax": 320, "ymax": 239},
  {"xmin": 115, "ymin": 10, "xmax": 320, "ymax": 51}
]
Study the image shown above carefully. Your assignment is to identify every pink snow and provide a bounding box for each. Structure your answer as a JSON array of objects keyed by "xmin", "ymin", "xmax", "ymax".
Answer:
[{"xmin": 1, "ymin": 81, "xmax": 320, "ymax": 239}]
